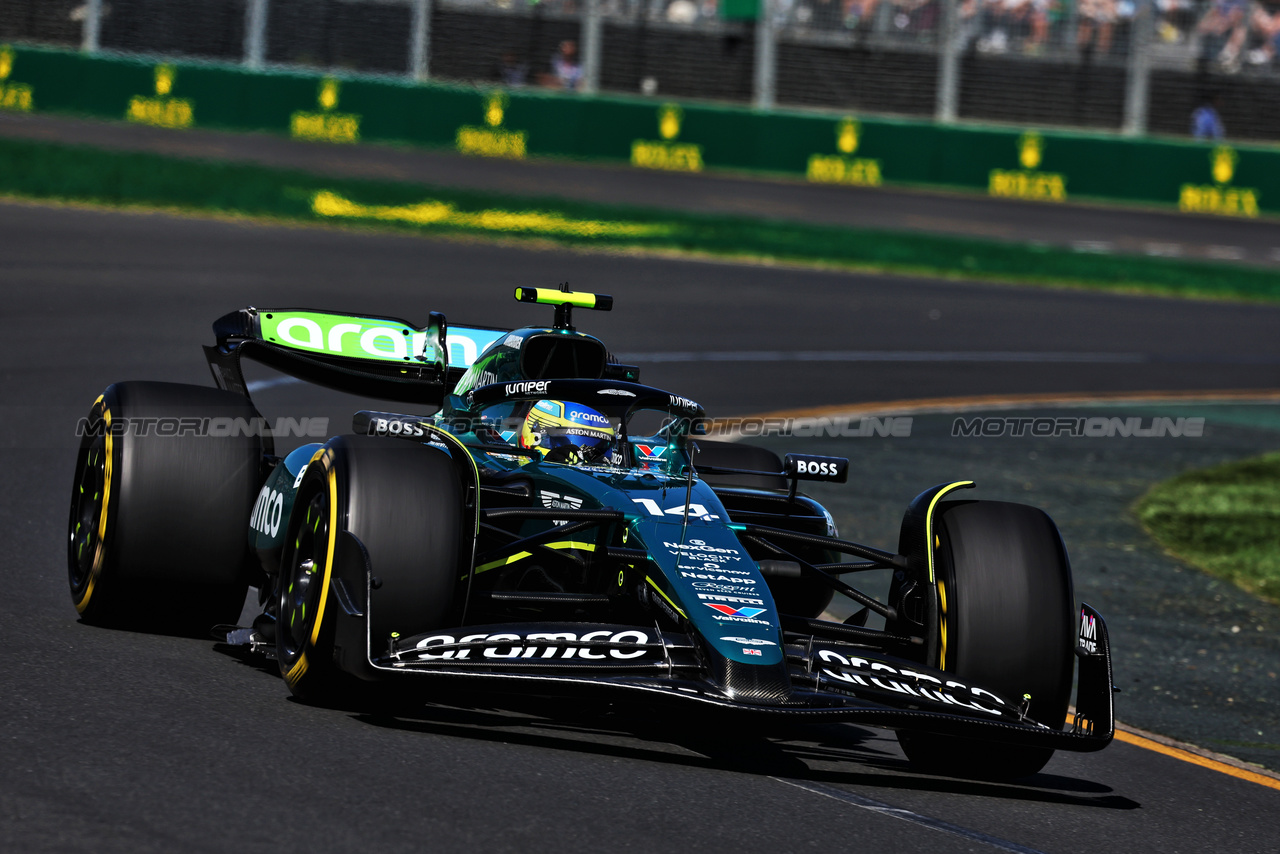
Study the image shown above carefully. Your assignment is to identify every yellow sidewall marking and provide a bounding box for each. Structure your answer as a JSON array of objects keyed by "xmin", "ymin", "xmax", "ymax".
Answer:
[
  {"xmin": 924, "ymin": 481, "xmax": 973, "ymax": 585},
  {"xmin": 285, "ymin": 448, "xmax": 336, "ymax": 686},
  {"xmin": 77, "ymin": 396, "xmax": 111, "ymax": 613}
]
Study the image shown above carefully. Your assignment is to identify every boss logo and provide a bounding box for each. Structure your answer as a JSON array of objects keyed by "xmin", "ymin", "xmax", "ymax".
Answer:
[
  {"xmin": 369, "ymin": 417, "xmax": 426, "ymax": 438},
  {"xmin": 785, "ymin": 454, "xmax": 849, "ymax": 483}
]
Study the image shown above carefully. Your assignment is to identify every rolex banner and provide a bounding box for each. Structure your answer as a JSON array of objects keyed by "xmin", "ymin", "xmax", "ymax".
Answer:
[{"xmin": 0, "ymin": 43, "xmax": 1271, "ymax": 219}]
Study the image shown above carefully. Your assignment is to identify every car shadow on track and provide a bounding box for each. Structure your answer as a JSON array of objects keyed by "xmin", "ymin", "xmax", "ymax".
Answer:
[{"xmin": 347, "ymin": 698, "xmax": 1140, "ymax": 811}]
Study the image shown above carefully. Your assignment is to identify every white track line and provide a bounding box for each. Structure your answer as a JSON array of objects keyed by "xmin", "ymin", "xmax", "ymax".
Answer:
[{"xmin": 772, "ymin": 778, "xmax": 1048, "ymax": 853}]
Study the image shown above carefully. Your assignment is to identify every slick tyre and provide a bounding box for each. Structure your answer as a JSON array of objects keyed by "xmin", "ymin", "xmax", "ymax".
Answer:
[
  {"xmin": 277, "ymin": 435, "xmax": 462, "ymax": 705},
  {"xmin": 67, "ymin": 382, "xmax": 265, "ymax": 635},
  {"xmin": 897, "ymin": 500, "xmax": 1075, "ymax": 781}
]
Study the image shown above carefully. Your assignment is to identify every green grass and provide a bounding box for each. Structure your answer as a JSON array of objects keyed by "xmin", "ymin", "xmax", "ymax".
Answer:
[
  {"xmin": 6, "ymin": 135, "xmax": 1280, "ymax": 301},
  {"xmin": 1135, "ymin": 452, "xmax": 1280, "ymax": 604}
]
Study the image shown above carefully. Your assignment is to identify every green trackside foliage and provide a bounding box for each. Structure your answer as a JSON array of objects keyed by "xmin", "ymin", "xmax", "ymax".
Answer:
[
  {"xmin": 6, "ymin": 135, "xmax": 1280, "ymax": 302},
  {"xmin": 1135, "ymin": 451, "xmax": 1280, "ymax": 604}
]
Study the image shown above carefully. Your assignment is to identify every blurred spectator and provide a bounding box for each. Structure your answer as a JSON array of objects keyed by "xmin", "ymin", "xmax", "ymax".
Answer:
[
  {"xmin": 1246, "ymin": 0, "xmax": 1280, "ymax": 65},
  {"xmin": 807, "ymin": 0, "xmax": 846, "ymax": 28},
  {"xmin": 1196, "ymin": 0, "xmax": 1248, "ymax": 71},
  {"xmin": 666, "ymin": 0, "xmax": 699, "ymax": 21},
  {"xmin": 497, "ymin": 51, "xmax": 528, "ymax": 87},
  {"xmin": 549, "ymin": 40, "xmax": 583, "ymax": 91},
  {"xmin": 1191, "ymin": 93, "xmax": 1226, "ymax": 138},
  {"xmin": 891, "ymin": 0, "xmax": 940, "ymax": 34},
  {"xmin": 1156, "ymin": 0, "xmax": 1198, "ymax": 42},
  {"xmin": 844, "ymin": 0, "xmax": 882, "ymax": 29},
  {"xmin": 975, "ymin": 0, "xmax": 1053, "ymax": 53},
  {"xmin": 1077, "ymin": 0, "xmax": 1117, "ymax": 55}
]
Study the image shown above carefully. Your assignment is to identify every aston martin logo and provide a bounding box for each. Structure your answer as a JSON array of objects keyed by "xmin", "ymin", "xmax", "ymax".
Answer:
[{"xmin": 540, "ymin": 491, "xmax": 584, "ymax": 510}]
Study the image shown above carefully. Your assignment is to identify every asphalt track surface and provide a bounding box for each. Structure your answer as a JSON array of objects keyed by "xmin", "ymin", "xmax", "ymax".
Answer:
[
  {"xmin": 3, "ymin": 199, "xmax": 1280, "ymax": 852},
  {"xmin": 6, "ymin": 110, "xmax": 1280, "ymax": 267}
]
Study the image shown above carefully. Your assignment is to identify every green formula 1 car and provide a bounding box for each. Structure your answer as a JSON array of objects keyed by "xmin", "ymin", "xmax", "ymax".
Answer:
[{"xmin": 67, "ymin": 287, "xmax": 1114, "ymax": 780}]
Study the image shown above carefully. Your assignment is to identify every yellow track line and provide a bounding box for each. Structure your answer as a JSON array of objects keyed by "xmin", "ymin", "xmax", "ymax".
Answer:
[
  {"xmin": 752, "ymin": 389, "xmax": 1280, "ymax": 789},
  {"xmin": 1114, "ymin": 729, "xmax": 1280, "ymax": 792}
]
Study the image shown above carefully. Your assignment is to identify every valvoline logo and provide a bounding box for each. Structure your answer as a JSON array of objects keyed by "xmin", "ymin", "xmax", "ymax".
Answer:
[
  {"xmin": 635, "ymin": 444, "xmax": 665, "ymax": 460},
  {"xmin": 705, "ymin": 603, "xmax": 765, "ymax": 619}
]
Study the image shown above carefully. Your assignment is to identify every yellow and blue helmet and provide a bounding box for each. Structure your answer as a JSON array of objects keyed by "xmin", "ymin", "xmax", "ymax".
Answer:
[{"xmin": 520, "ymin": 400, "xmax": 615, "ymax": 464}]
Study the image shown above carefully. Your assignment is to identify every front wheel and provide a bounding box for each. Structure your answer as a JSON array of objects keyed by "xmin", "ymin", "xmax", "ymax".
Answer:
[
  {"xmin": 277, "ymin": 435, "xmax": 463, "ymax": 704},
  {"xmin": 897, "ymin": 500, "xmax": 1076, "ymax": 780}
]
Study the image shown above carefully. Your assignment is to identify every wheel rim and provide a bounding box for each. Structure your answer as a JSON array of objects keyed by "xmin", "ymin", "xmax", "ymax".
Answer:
[
  {"xmin": 280, "ymin": 489, "xmax": 330, "ymax": 662},
  {"xmin": 68, "ymin": 435, "xmax": 108, "ymax": 597}
]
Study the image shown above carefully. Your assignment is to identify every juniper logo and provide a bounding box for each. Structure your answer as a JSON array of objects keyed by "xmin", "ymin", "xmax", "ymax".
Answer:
[{"xmin": 951, "ymin": 416, "xmax": 1205, "ymax": 438}]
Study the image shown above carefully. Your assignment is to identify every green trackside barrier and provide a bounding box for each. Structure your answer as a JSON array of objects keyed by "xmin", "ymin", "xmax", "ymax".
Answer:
[{"xmin": 0, "ymin": 43, "xmax": 1273, "ymax": 219}]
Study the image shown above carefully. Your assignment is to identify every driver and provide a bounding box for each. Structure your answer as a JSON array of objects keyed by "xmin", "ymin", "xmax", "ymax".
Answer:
[{"xmin": 519, "ymin": 400, "xmax": 615, "ymax": 465}]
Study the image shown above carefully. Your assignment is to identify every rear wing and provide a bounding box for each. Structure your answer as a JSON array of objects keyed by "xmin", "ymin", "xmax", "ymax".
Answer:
[{"xmin": 203, "ymin": 307, "xmax": 507, "ymax": 405}]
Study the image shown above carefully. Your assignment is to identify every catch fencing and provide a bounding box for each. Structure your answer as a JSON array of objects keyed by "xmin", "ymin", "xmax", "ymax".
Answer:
[{"xmin": 3, "ymin": 0, "xmax": 1280, "ymax": 141}]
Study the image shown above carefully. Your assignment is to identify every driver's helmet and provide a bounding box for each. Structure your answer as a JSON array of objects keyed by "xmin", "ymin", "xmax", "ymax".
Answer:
[{"xmin": 520, "ymin": 400, "xmax": 615, "ymax": 464}]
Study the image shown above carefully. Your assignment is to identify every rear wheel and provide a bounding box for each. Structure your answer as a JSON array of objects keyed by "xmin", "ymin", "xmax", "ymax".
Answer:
[
  {"xmin": 897, "ymin": 500, "xmax": 1075, "ymax": 780},
  {"xmin": 67, "ymin": 382, "xmax": 265, "ymax": 635},
  {"xmin": 277, "ymin": 435, "xmax": 462, "ymax": 704}
]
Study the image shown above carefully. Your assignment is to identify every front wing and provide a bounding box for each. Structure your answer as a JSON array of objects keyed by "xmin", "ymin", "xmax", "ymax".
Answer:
[{"xmin": 326, "ymin": 533, "xmax": 1115, "ymax": 752}]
